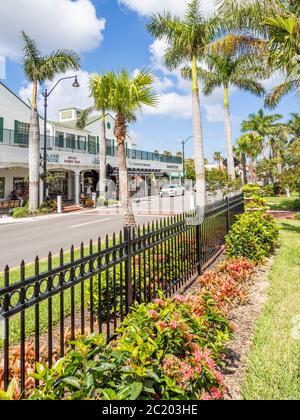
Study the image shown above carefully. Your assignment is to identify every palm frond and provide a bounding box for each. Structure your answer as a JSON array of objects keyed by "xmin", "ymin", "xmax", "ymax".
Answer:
[
  {"xmin": 39, "ymin": 50, "xmax": 80, "ymax": 82},
  {"xmin": 231, "ymin": 76, "xmax": 265, "ymax": 96},
  {"xmin": 76, "ymin": 106, "xmax": 95, "ymax": 129},
  {"xmin": 264, "ymin": 80, "xmax": 293, "ymax": 109}
]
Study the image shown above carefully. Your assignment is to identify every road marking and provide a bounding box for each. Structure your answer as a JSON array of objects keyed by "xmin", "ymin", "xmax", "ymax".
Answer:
[{"xmin": 70, "ymin": 218, "xmax": 111, "ymax": 229}]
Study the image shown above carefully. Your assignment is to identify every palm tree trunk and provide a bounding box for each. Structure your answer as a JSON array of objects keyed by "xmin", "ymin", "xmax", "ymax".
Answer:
[
  {"xmin": 241, "ymin": 153, "xmax": 248, "ymax": 185},
  {"xmin": 191, "ymin": 55, "xmax": 206, "ymax": 216},
  {"xmin": 297, "ymin": 81, "xmax": 300, "ymax": 108},
  {"xmin": 249, "ymin": 156, "xmax": 254, "ymax": 183},
  {"xmin": 115, "ymin": 115, "xmax": 136, "ymax": 228},
  {"xmin": 98, "ymin": 111, "xmax": 107, "ymax": 203},
  {"xmin": 224, "ymin": 86, "xmax": 235, "ymax": 180},
  {"xmin": 28, "ymin": 80, "xmax": 40, "ymax": 212}
]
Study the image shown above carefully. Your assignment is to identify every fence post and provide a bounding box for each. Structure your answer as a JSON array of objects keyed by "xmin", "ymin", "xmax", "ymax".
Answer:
[
  {"xmin": 124, "ymin": 227, "xmax": 133, "ymax": 313},
  {"xmin": 196, "ymin": 222, "xmax": 202, "ymax": 276},
  {"xmin": 226, "ymin": 196, "xmax": 230, "ymax": 234}
]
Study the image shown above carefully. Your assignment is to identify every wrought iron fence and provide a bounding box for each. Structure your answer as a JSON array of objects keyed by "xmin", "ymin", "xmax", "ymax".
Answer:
[{"xmin": 0, "ymin": 194, "xmax": 244, "ymax": 396}]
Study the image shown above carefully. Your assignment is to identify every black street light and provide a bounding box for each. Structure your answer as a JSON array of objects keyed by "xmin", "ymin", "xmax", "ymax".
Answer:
[
  {"xmin": 42, "ymin": 75, "xmax": 80, "ymax": 201},
  {"xmin": 179, "ymin": 136, "xmax": 193, "ymax": 186}
]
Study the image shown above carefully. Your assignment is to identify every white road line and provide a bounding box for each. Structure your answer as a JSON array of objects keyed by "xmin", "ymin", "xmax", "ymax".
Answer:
[{"xmin": 70, "ymin": 218, "xmax": 111, "ymax": 229}]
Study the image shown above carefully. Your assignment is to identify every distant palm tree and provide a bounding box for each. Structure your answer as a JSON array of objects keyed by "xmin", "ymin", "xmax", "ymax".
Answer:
[
  {"xmin": 183, "ymin": 53, "xmax": 265, "ymax": 180},
  {"xmin": 163, "ymin": 151, "xmax": 173, "ymax": 157},
  {"xmin": 77, "ymin": 73, "xmax": 111, "ymax": 203},
  {"xmin": 213, "ymin": 151, "xmax": 223, "ymax": 170},
  {"xmin": 237, "ymin": 132, "xmax": 263, "ymax": 183},
  {"xmin": 241, "ymin": 109, "xmax": 283, "ymax": 158},
  {"xmin": 147, "ymin": 0, "xmax": 217, "ymax": 211},
  {"xmin": 21, "ymin": 31, "xmax": 80, "ymax": 211},
  {"xmin": 106, "ymin": 70, "xmax": 158, "ymax": 228}
]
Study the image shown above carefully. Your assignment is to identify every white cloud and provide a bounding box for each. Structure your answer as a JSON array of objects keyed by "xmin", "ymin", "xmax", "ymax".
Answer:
[
  {"xmin": 119, "ymin": 0, "xmax": 216, "ymax": 17},
  {"xmin": 145, "ymin": 92, "xmax": 193, "ymax": 119},
  {"xmin": 0, "ymin": 0, "xmax": 105, "ymax": 60},
  {"xmin": 19, "ymin": 69, "xmax": 93, "ymax": 120},
  {"xmin": 263, "ymin": 70, "xmax": 285, "ymax": 91}
]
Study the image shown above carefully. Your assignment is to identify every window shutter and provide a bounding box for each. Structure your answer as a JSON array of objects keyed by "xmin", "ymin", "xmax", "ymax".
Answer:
[
  {"xmin": 14, "ymin": 120, "xmax": 19, "ymax": 144},
  {"xmin": 0, "ymin": 117, "xmax": 3, "ymax": 142},
  {"xmin": 97, "ymin": 136, "xmax": 99, "ymax": 154}
]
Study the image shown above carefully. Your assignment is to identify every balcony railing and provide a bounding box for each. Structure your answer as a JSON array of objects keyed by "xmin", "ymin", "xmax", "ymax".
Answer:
[{"xmin": 0, "ymin": 129, "xmax": 183, "ymax": 165}]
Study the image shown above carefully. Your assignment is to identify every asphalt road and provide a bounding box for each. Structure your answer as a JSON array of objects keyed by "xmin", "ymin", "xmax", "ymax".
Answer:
[{"xmin": 0, "ymin": 211, "xmax": 165, "ymax": 269}]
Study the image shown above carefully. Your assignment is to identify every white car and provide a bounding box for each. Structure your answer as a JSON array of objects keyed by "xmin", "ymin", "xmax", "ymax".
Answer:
[{"xmin": 160, "ymin": 184, "xmax": 185, "ymax": 198}]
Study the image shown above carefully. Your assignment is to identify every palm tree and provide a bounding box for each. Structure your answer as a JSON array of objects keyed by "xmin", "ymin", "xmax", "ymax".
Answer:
[
  {"xmin": 21, "ymin": 31, "xmax": 80, "ymax": 211},
  {"xmin": 213, "ymin": 151, "xmax": 223, "ymax": 170},
  {"xmin": 147, "ymin": 0, "xmax": 217, "ymax": 212},
  {"xmin": 241, "ymin": 109, "xmax": 283, "ymax": 158},
  {"xmin": 106, "ymin": 70, "xmax": 158, "ymax": 228},
  {"xmin": 183, "ymin": 53, "xmax": 265, "ymax": 180},
  {"xmin": 216, "ymin": 1, "xmax": 300, "ymax": 108},
  {"xmin": 236, "ymin": 132, "xmax": 263, "ymax": 183},
  {"xmin": 77, "ymin": 74, "xmax": 111, "ymax": 203},
  {"xmin": 288, "ymin": 113, "xmax": 300, "ymax": 143}
]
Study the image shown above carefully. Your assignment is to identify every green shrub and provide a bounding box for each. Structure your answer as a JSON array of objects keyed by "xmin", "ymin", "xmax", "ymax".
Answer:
[
  {"xmin": 296, "ymin": 213, "xmax": 300, "ymax": 221},
  {"xmin": 242, "ymin": 184, "xmax": 261, "ymax": 198},
  {"xmin": 12, "ymin": 207, "xmax": 30, "ymax": 218},
  {"xmin": 245, "ymin": 194, "xmax": 267, "ymax": 210},
  {"xmin": 225, "ymin": 212, "xmax": 279, "ymax": 263},
  {"xmin": 29, "ymin": 294, "xmax": 231, "ymax": 401},
  {"xmin": 260, "ymin": 184, "xmax": 275, "ymax": 197}
]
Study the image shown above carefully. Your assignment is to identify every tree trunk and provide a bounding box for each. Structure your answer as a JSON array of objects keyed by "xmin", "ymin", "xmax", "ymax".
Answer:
[
  {"xmin": 249, "ymin": 156, "xmax": 254, "ymax": 183},
  {"xmin": 191, "ymin": 55, "xmax": 206, "ymax": 217},
  {"xmin": 242, "ymin": 153, "xmax": 248, "ymax": 185},
  {"xmin": 115, "ymin": 114, "xmax": 136, "ymax": 228},
  {"xmin": 98, "ymin": 111, "xmax": 107, "ymax": 204},
  {"xmin": 224, "ymin": 86, "xmax": 236, "ymax": 180},
  {"xmin": 28, "ymin": 80, "xmax": 40, "ymax": 212},
  {"xmin": 277, "ymin": 150, "xmax": 282, "ymax": 175}
]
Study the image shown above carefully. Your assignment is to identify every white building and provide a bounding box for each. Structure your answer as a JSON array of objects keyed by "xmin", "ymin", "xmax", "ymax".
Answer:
[{"xmin": 0, "ymin": 81, "xmax": 183, "ymax": 204}]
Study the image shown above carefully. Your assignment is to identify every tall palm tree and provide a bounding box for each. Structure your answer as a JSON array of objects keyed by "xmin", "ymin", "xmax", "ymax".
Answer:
[
  {"xmin": 183, "ymin": 53, "xmax": 265, "ymax": 180},
  {"xmin": 21, "ymin": 31, "xmax": 80, "ymax": 211},
  {"xmin": 236, "ymin": 132, "xmax": 263, "ymax": 183},
  {"xmin": 77, "ymin": 74, "xmax": 111, "ymax": 203},
  {"xmin": 216, "ymin": 1, "xmax": 300, "ymax": 108},
  {"xmin": 288, "ymin": 112, "xmax": 300, "ymax": 143},
  {"xmin": 106, "ymin": 70, "xmax": 158, "ymax": 228},
  {"xmin": 241, "ymin": 109, "xmax": 283, "ymax": 158},
  {"xmin": 147, "ymin": 0, "xmax": 217, "ymax": 212}
]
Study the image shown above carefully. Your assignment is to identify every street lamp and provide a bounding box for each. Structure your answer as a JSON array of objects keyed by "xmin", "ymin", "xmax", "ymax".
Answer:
[
  {"xmin": 178, "ymin": 136, "xmax": 193, "ymax": 186},
  {"xmin": 42, "ymin": 75, "xmax": 80, "ymax": 201}
]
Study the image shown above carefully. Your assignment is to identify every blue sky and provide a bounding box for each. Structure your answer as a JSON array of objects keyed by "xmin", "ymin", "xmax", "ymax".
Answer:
[{"xmin": 0, "ymin": 0, "xmax": 299, "ymax": 160}]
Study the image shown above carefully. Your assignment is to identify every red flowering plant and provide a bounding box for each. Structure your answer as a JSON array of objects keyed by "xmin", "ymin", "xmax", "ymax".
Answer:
[{"xmin": 197, "ymin": 258, "xmax": 255, "ymax": 312}]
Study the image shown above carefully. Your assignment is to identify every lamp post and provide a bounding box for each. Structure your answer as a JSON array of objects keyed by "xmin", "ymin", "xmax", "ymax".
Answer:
[
  {"xmin": 179, "ymin": 136, "xmax": 193, "ymax": 186},
  {"xmin": 42, "ymin": 75, "xmax": 80, "ymax": 202}
]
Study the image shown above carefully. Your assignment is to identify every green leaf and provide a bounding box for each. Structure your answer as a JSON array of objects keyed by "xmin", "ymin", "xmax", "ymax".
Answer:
[
  {"xmin": 129, "ymin": 382, "xmax": 143, "ymax": 400},
  {"xmin": 61, "ymin": 377, "xmax": 81, "ymax": 389}
]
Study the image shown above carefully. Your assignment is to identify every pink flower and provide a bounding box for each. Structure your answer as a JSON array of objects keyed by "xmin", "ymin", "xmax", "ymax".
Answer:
[
  {"xmin": 156, "ymin": 321, "xmax": 167, "ymax": 331},
  {"xmin": 148, "ymin": 309, "xmax": 159, "ymax": 320},
  {"xmin": 174, "ymin": 295, "xmax": 186, "ymax": 304},
  {"xmin": 201, "ymin": 393, "xmax": 212, "ymax": 401},
  {"xmin": 180, "ymin": 363, "xmax": 195, "ymax": 381},
  {"xmin": 213, "ymin": 370, "xmax": 225, "ymax": 385},
  {"xmin": 169, "ymin": 320, "xmax": 178, "ymax": 330},
  {"xmin": 211, "ymin": 387, "xmax": 223, "ymax": 400}
]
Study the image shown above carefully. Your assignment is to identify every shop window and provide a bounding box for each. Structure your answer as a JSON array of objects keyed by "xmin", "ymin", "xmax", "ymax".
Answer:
[
  {"xmin": 88, "ymin": 136, "xmax": 97, "ymax": 154},
  {"xmin": 0, "ymin": 177, "xmax": 5, "ymax": 198},
  {"xmin": 13, "ymin": 177, "xmax": 28, "ymax": 192},
  {"xmin": 66, "ymin": 133, "xmax": 76, "ymax": 149}
]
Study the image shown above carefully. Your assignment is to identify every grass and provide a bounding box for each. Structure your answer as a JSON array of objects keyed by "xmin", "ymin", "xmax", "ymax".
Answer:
[
  {"xmin": 265, "ymin": 193, "xmax": 300, "ymax": 211},
  {"xmin": 242, "ymin": 219, "xmax": 300, "ymax": 400}
]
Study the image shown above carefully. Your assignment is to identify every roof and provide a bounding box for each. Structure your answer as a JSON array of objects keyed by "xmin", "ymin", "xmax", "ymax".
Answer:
[
  {"xmin": 0, "ymin": 81, "xmax": 43, "ymax": 119},
  {"xmin": 49, "ymin": 120, "xmax": 91, "ymax": 133}
]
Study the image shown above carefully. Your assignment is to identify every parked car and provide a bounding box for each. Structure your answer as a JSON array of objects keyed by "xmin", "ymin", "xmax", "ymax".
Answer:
[{"xmin": 160, "ymin": 184, "xmax": 185, "ymax": 198}]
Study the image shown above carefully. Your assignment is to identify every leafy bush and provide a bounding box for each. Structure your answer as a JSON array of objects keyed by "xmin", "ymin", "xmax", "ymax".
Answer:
[
  {"xmin": 296, "ymin": 213, "xmax": 300, "ymax": 221},
  {"xmin": 29, "ymin": 294, "xmax": 232, "ymax": 401},
  {"xmin": 12, "ymin": 207, "xmax": 30, "ymax": 218},
  {"xmin": 242, "ymin": 184, "xmax": 261, "ymax": 198},
  {"xmin": 260, "ymin": 184, "xmax": 275, "ymax": 197},
  {"xmin": 245, "ymin": 195, "xmax": 267, "ymax": 210},
  {"xmin": 225, "ymin": 212, "xmax": 279, "ymax": 263}
]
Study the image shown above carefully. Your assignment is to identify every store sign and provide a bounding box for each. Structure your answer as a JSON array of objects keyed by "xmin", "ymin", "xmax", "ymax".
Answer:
[
  {"xmin": 64, "ymin": 156, "xmax": 81, "ymax": 165},
  {"xmin": 47, "ymin": 153, "xmax": 60, "ymax": 164}
]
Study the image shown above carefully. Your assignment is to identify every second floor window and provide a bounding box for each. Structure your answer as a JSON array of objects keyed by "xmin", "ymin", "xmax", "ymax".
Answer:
[
  {"xmin": 66, "ymin": 133, "xmax": 76, "ymax": 149},
  {"xmin": 77, "ymin": 136, "xmax": 87, "ymax": 151}
]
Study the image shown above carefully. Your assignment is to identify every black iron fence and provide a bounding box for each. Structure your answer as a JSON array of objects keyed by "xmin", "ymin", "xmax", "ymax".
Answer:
[{"xmin": 0, "ymin": 194, "xmax": 244, "ymax": 396}]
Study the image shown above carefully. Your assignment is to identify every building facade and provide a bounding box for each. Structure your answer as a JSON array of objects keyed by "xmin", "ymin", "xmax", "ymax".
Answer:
[{"xmin": 0, "ymin": 82, "xmax": 183, "ymax": 204}]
